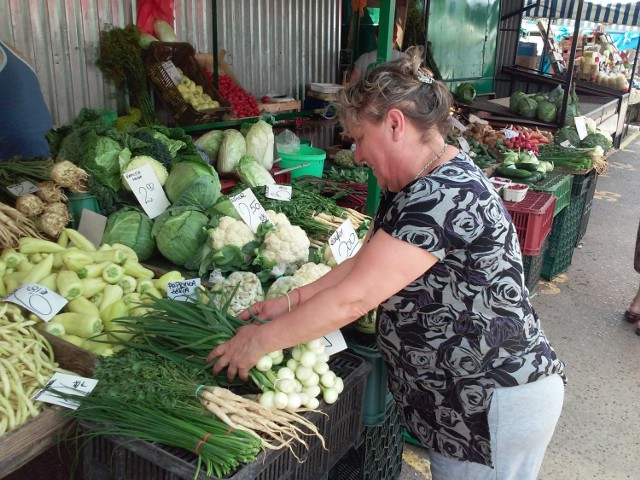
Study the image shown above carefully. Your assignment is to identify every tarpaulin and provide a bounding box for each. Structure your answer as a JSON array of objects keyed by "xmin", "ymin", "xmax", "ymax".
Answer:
[
  {"xmin": 525, "ymin": 0, "xmax": 640, "ymax": 26},
  {"xmin": 137, "ymin": 0, "xmax": 175, "ymax": 37}
]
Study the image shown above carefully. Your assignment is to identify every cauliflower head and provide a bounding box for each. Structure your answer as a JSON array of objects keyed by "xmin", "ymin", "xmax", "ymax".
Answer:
[
  {"xmin": 211, "ymin": 216, "xmax": 256, "ymax": 250},
  {"xmin": 218, "ymin": 271, "xmax": 264, "ymax": 315},
  {"xmin": 293, "ymin": 262, "xmax": 332, "ymax": 286},
  {"xmin": 266, "ymin": 209, "xmax": 291, "ymax": 228},
  {"xmin": 265, "ymin": 276, "xmax": 302, "ymax": 299},
  {"xmin": 255, "ymin": 223, "xmax": 311, "ymax": 276}
]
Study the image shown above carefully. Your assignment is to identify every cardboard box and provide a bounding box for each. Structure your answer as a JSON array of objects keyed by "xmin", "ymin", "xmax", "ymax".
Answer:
[{"xmin": 516, "ymin": 55, "xmax": 540, "ymax": 70}]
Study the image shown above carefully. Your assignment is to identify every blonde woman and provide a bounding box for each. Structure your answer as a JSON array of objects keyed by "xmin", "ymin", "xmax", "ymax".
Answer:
[{"xmin": 209, "ymin": 47, "xmax": 565, "ymax": 480}]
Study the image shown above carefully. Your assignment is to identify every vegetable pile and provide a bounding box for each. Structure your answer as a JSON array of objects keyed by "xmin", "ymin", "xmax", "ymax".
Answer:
[
  {"xmin": 206, "ymin": 73, "xmax": 260, "ymax": 118},
  {"xmin": 0, "ymin": 303, "xmax": 58, "ymax": 435}
]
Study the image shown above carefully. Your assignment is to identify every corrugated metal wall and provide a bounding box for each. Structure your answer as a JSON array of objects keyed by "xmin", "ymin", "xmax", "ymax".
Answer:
[
  {"xmin": 495, "ymin": 0, "xmax": 525, "ymax": 98},
  {"xmin": 1, "ymin": 0, "xmax": 136, "ymax": 126},
  {"xmin": 2, "ymin": 0, "xmax": 341, "ymax": 126}
]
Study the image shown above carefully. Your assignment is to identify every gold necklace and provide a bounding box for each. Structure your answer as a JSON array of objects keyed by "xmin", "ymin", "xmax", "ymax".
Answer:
[{"xmin": 413, "ymin": 143, "xmax": 448, "ymax": 180}]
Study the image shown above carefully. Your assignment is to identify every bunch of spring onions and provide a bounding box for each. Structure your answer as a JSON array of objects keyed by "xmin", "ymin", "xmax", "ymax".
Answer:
[
  {"xmin": 254, "ymin": 340, "xmax": 344, "ymax": 410},
  {"xmin": 107, "ymin": 291, "xmax": 345, "ymax": 410}
]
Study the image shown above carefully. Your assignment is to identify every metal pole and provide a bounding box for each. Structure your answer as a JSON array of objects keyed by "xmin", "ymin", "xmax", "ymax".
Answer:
[
  {"xmin": 212, "ymin": 0, "xmax": 219, "ymax": 90},
  {"xmin": 558, "ymin": 0, "xmax": 584, "ymax": 128}
]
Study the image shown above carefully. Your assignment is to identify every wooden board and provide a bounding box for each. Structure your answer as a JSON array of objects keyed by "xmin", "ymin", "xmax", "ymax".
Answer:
[
  {"xmin": 259, "ymin": 100, "xmax": 301, "ymax": 113},
  {"xmin": 40, "ymin": 329, "xmax": 99, "ymax": 378},
  {"xmin": 0, "ymin": 408, "xmax": 69, "ymax": 478}
]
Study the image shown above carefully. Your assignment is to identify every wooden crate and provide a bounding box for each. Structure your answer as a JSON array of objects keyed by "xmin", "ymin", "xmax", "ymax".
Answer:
[{"xmin": 0, "ymin": 330, "xmax": 98, "ymax": 477}]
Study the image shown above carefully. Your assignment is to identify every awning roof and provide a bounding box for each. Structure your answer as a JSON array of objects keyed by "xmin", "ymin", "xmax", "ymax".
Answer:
[{"xmin": 525, "ymin": 0, "xmax": 640, "ymax": 26}]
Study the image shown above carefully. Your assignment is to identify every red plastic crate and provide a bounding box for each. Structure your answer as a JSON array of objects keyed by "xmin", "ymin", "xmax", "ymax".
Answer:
[
  {"xmin": 219, "ymin": 170, "xmax": 292, "ymax": 195},
  {"xmin": 504, "ymin": 191, "xmax": 556, "ymax": 256}
]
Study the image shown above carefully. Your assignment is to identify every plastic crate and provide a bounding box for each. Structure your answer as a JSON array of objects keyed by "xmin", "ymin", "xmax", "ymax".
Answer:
[
  {"xmin": 575, "ymin": 172, "xmax": 598, "ymax": 246},
  {"xmin": 219, "ymin": 169, "xmax": 292, "ymax": 195},
  {"xmin": 328, "ymin": 400, "xmax": 405, "ymax": 480},
  {"xmin": 530, "ymin": 172, "xmax": 572, "ymax": 217},
  {"xmin": 522, "ymin": 237, "xmax": 549, "ymax": 294},
  {"xmin": 504, "ymin": 191, "xmax": 556, "ymax": 256},
  {"xmin": 82, "ymin": 351, "xmax": 369, "ymax": 480},
  {"xmin": 541, "ymin": 194, "xmax": 586, "ymax": 280},
  {"xmin": 325, "ymin": 352, "xmax": 372, "ymax": 468},
  {"xmin": 570, "ymin": 168, "xmax": 597, "ymax": 197},
  {"xmin": 144, "ymin": 42, "xmax": 231, "ymax": 126},
  {"xmin": 343, "ymin": 330, "xmax": 392, "ymax": 427}
]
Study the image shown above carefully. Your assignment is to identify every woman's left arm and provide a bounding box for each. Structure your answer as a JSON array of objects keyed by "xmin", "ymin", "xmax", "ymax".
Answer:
[{"xmin": 208, "ymin": 229, "xmax": 438, "ymax": 381}]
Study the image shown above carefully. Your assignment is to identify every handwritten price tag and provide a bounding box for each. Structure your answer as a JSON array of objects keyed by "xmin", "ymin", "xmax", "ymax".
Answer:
[
  {"xmin": 448, "ymin": 116, "xmax": 467, "ymax": 132},
  {"xmin": 4, "ymin": 283, "xmax": 67, "ymax": 322},
  {"xmin": 329, "ymin": 219, "xmax": 361, "ymax": 265},
  {"xmin": 503, "ymin": 128, "xmax": 519, "ymax": 139},
  {"xmin": 323, "ymin": 330, "xmax": 347, "ymax": 356},
  {"xmin": 574, "ymin": 116, "xmax": 588, "ymax": 140},
  {"xmin": 33, "ymin": 372, "xmax": 98, "ymax": 410},
  {"xmin": 560, "ymin": 140, "xmax": 576, "ymax": 148},
  {"xmin": 7, "ymin": 181, "xmax": 38, "ymax": 197},
  {"xmin": 167, "ymin": 278, "xmax": 202, "ymax": 302},
  {"xmin": 123, "ymin": 163, "xmax": 171, "ymax": 219},
  {"xmin": 265, "ymin": 184, "xmax": 292, "ymax": 201},
  {"xmin": 163, "ymin": 60, "xmax": 182, "ymax": 85},
  {"xmin": 230, "ymin": 188, "xmax": 271, "ymax": 233},
  {"xmin": 457, "ymin": 136, "xmax": 471, "ymax": 153}
]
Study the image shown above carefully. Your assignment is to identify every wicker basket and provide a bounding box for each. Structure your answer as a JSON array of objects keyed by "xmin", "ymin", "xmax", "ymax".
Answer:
[{"xmin": 144, "ymin": 42, "xmax": 231, "ymax": 126}]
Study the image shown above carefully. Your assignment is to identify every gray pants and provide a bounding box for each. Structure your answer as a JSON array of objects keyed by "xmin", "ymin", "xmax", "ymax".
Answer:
[{"xmin": 428, "ymin": 374, "xmax": 564, "ymax": 480}]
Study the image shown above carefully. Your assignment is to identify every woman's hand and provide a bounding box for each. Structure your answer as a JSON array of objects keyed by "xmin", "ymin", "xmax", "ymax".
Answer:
[
  {"xmin": 207, "ymin": 324, "xmax": 263, "ymax": 382},
  {"xmin": 237, "ymin": 295, "xmax": 292, "ymax": 322}
]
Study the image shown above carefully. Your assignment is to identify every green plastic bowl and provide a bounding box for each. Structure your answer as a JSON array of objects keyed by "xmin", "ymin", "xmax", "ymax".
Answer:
[{"xmin": 278, "ymin": 146, "xmax": 326, "ymax": 179}]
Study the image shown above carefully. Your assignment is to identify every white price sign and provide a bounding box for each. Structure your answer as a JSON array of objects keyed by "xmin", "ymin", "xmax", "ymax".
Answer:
[
  {"xmin": 328, "ymin": 219, "xmax": 361, "ymax": 265},
  {"xmin": 7, "ymin": 181, "xmax": 38, "ymax": 196},
  {"xmin": 4, "ymin": 283, "xmax": 67, "ymax": 322},
  {"xmin": 33, "ymin": 372, "xmax": 98, "ymax": 410},
  {"xmin": 503, "ymin": 128, "xmax": 519, "ymax": 139},
  {"xmin": 448, "ymin": 116, "xmax": 467, "ymax": 132},
  {"xmin": 265, "ymin": 184, "xmax": 292, "ymax": 201},
  {"xmin": 560, "ymin": 140, "xmax": 576, "ymax": 148},
  {"xmin": 574, "ymin": 116, "xmax": 588, "ymax": 140},
  {"xmin": 167, "ymin": 278, "xmax": 202, "ymax": 302},
  {"xmin": 323, "ymin": 330, "xmax": 347, "ymax": 356},
  {"xmin": 230, "ymin": 188, "xmax": 271, "ymax": 233},
  {"xmin": 123, "ymin": 163, "xmax": 171, "ymax": 219},
  {"xmin": 527, "ymin": 152, "xmax": 539, "ymax": 163},
  {"xmin": 163, "ymin": 60, "xmax": 183, "ymax": 85},
  {"xmin": 457, "ymin": 136, "xmax": 471, "ymax": 153}
]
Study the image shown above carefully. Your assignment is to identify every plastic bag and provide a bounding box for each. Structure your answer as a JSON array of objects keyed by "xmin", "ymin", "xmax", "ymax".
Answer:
[{"xmin": 275, "ymin": 130, "xmax": 300, "ymax": 154}]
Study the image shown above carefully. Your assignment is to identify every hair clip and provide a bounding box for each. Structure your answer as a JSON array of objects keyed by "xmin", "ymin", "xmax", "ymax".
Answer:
[{"xmin": 416, "ymin": 67, "xmax": 433, "ymax": 84}]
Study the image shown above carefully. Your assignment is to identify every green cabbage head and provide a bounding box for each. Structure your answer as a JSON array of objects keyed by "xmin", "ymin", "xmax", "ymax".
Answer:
[
  {"xmin": 102, "ymin": 207, "xmax": 156, "ymax": 261},
  {"xmin": 165, "ymin": 159, "xmax": 219, "ymax": 203},
  {"xmin": 151, "ymin": 207, "xmax": 209, "ymax": 266}
]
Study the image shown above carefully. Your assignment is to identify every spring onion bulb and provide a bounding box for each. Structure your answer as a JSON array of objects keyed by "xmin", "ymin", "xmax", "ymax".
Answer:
[
  {"xmin": 255, "ymin": 355, "xmax": 273, "ymax": 372},
  {"xmin": 299, "ymin": 350, "xmax": 317, "ymax": 368}
]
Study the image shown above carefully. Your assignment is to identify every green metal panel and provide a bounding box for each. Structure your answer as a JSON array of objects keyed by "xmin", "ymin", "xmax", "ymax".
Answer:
[{"xmin": 427, "ymin": 0, "xmax": 500, "ymax": 94}]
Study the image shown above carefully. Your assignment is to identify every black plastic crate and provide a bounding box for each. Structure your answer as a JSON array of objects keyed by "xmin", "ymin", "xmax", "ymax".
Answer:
[
  {"xmin": 541, "ymin": 194, "xmax": 585, "ymax": 280},
  {"xmin": 325, "ymin": 352, "xmax": 372, "ymax": 468},
  {"xmin": 328, "ymin": 400, "xmax": 405, "ymax": 480},
  {"xmin": 82, "ymin": 351, "xmax": 370, "ymax": 480},
  {"xmin": 575, "ymin": 172, "xmax": 598, "ymax": 246},
  {"xmin": 570, "ymin": 169, "xmax": 597, "ymax": 197},
  {"xmin": 522, "ymin": 237, "xmax": 549, "ymax": 294}
]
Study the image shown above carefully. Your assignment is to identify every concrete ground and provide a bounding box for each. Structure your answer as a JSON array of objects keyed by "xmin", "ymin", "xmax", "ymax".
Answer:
[{"xmin": 399, "ymin": 129, "xmax": 640, "ymax": 480}]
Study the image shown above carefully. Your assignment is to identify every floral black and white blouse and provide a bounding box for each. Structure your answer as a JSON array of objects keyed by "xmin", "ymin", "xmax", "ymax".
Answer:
[{"xmin": 372, "ymin": 152, "xmax": 566, "ymax": 467}]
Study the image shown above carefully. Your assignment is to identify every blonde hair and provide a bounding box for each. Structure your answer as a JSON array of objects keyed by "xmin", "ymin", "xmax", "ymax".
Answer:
[{"xmin": 336, "ymin": 46, "xmax": 452, "ymax": 142}]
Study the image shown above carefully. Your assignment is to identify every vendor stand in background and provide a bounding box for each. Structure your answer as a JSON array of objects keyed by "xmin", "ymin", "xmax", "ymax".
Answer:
[{"xmin": 489, "ymin": 0, "xmax": 640, "ymax": 145}]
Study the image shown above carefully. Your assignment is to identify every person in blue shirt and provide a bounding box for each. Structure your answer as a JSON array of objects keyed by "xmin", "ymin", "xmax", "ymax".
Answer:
[{"xmin": 0, "ymin": 41, "xmax": 52, "ymax": 160}]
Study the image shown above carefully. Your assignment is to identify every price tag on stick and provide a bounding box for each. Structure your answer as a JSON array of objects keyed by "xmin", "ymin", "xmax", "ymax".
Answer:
[
  {"xmin": 448, "ymin": 116, "xmax": 467, "ymax": 133},
  {"xmin": 32, "ymin": 372, "xmax": 98, "ymax": 410},
  {"xmin": 457, "ymin": 136, "xmax": 471, "ymax": 153},
  {"xmin": 574, "ymin": 116, "xmax": 588, "ymax": 140},
  {"xmin": 323, "ymin": 330, "xmax": 347, "ymax": 356},
  {"xmin": 163, "ymin": 60, "xmax": 182, "ymax": 85},
  {"xmin": 167, "ymin": 278, "xmax": 202, "ymax": 302},
  {"xmin": 503, "ymin": 128, "xmax": 519, "ymax": 139},
  {"xmin": 265, "ymin": 184, "xmax": 292, "ymax": 201},
  {"xmin": 123, "ymin": 163, "xmax": 171, "ymax": 219},
  {"xmin": 7, "ymin": 181, "xmax": 38, "ymax": 196},
  {"xmin": 3, "ymin": 283, "xmax": 67, "ymax": 322},
  {"xmin": 328, "ymin": 219, "xmax": 361, "ymax": 265},
  {"xmin": 230, "ymin": 188, "xmax": 271, "ymax": 233}
]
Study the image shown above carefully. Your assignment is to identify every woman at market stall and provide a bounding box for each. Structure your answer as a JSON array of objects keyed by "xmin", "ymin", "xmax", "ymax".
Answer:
[
  {"xmin": 208, "ymin": 46, "xmax": 566, "ymax": 480},
  {"xmin": 0, "ymin": 40, "xmax": 52, "ymax": 160},
  {"xmin": 624, "ymin": 220, "xmax": 640, "ymax": 333}
]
